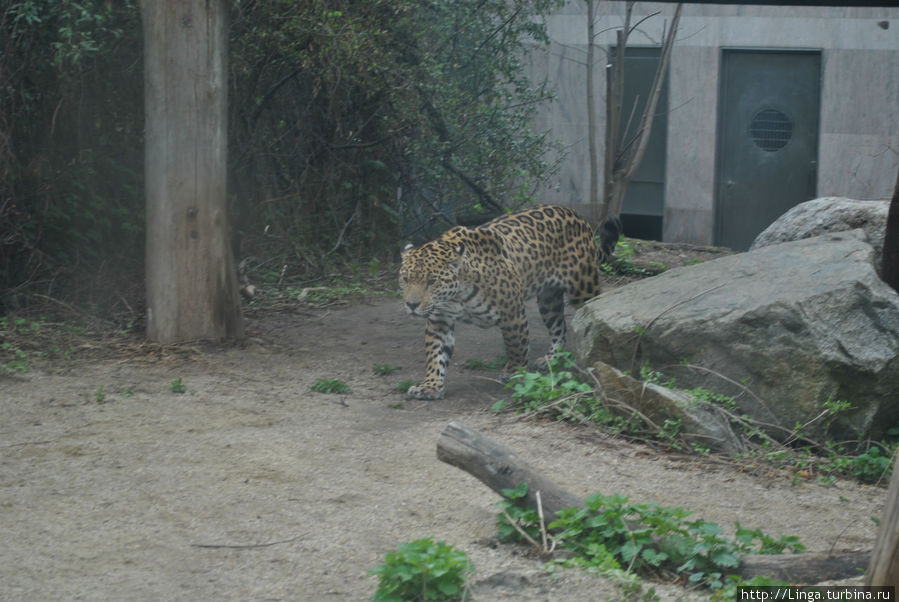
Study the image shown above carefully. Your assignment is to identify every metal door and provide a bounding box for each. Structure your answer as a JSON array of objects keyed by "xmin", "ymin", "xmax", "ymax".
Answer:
[
  {"xmin": 617, "ymin": 47, "xmax": 668, "ymax": 241},
  {"xmin": 715, "ymin": 50, "xmax": 820, "ymax": 250}
]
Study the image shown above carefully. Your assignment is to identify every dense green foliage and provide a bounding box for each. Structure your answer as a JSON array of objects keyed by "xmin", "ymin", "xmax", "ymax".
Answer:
[
  {"xmin": 2, "ymin": 0, "xmax": 562, "ymax": 315},
  {"xmin": 1, "ymin": 0, "xmax": 144, "ymax": 314},
  {"xmin": 497, "ymin": 482, "xmax": 800, "ymax": 594}
]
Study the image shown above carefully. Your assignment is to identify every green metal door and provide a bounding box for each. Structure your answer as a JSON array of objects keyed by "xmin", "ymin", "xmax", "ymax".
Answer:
[{"xmin": 715, "ymin": 50, "xmax": 820, "ymax": 250}]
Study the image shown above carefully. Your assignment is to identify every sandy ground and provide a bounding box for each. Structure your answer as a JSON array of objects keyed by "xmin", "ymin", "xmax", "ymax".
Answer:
[{"xmin": 0, "ymin": 295, "xmax": 886, "ymax": 601}]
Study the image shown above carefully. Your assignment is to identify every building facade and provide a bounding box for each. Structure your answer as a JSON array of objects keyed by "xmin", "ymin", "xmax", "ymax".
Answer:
[{"xmin": 531, "ymin": 3, "xmax": 899, "ymax": 248}]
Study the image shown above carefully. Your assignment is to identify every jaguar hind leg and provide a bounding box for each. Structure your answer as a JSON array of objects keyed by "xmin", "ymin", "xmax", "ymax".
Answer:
[
  {"xmin": 536, "ymin": 284, "xmax": 566, "ymax": 369},
  {"xmin": 498, "ymin": 302, "xmax": 529, "ymax": 381}
]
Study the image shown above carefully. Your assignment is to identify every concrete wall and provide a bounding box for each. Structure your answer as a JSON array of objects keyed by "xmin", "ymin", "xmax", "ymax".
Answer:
[{"xmin": 531, "ymin": 3, "xmax": 899, "ymax": 245}]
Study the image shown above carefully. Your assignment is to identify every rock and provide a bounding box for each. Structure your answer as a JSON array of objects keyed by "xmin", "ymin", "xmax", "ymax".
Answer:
[
  {"xmin": 591, "ymin": 361, "xmax": 748, "ymax": 456},
  {"xmin": 573, "ymin": 231, "xmax": 899, "ymax": 441},
  {"xmin": 751, "ymin": 197, "xmax": 889, "ymax": 269}
]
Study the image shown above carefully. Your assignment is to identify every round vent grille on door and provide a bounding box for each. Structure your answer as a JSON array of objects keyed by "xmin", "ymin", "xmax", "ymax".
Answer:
[{"xmin": 749, "ymin": 108, "xmax": 793, "ymax": 152}]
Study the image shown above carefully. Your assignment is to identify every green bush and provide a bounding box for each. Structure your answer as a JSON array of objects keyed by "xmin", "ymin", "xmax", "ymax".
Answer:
[
  {"xmin": 851, "ymin": 446, "xmax": 893, "ymax": 484},
  {"xmin": 497, "ymin": 483, "xmax": 802, "ymax": 592},
  {"xmin": 370, "ymin": 538, "xmax": 474, "ymax": 601}
]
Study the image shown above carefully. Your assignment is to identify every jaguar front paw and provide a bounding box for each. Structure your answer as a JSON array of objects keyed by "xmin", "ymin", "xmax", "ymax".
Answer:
[{"xmin": 406, "ymin": 383, "xmax": 446, "ymax": 401}]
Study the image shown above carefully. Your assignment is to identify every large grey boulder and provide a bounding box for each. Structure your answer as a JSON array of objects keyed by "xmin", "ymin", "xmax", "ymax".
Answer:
[
  {"xmin": 574, "ymin": 231, "xmax": 899, "ymax": 441},
  {"xmin": 751, "ymin": 197, "xmax": 888, "ymax": 266}
]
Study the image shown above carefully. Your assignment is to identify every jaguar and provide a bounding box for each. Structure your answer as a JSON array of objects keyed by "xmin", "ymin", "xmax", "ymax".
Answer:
[{"xmin": 398, "ymin": 205, "xmax": 621, "ymax": 400}]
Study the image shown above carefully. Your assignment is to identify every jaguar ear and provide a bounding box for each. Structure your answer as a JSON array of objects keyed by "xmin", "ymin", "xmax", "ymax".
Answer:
[{"xmin": 402, "ymin": 242, "xmax": 414, "ymax": 253}]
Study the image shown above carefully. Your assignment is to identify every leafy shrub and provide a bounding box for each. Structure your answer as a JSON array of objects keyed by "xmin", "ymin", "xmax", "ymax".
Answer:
[
  {"xmin": 498, "ymin": 352, "xmax": 591, "ymax": 410},
  {"xmin": 370, "ymin": 538, "xmax": 473, "ymax": 601},
  {"xmin": 851, "ymin": 446, "xmax": 893, "ymax": 483},
  {"xmin": 497, "ymin": 483, "xmax": 802, "ymax": 592}
]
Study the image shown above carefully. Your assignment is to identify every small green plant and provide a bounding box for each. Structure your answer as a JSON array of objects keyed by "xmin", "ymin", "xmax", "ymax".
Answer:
[
  {"xmin": 601, "ymin": 238, "xmax": 666, "ymax": 278},
  {"xmin": 505, "ymin": 352, "xmax": 592, "ymax": 407},
  {"xmin": 660, "ymin": 417, "xmax": 683, "ymax": 445},
  {"xmin": 1, "ymin": 343, "xmax": 30, "ymax": 374},
  {"xmin": 373, "ymin": 363, "xmax": 402, "ymax": 376},
  {"xmin": 367, "ymin": 257, "xmax": 381, "ymax": 278},
  {"xmin": 310, "ymin": 378, "xmax": 350, "ymax": 394},
  {"xmin": 495, "ymin": 353, "xmax": 641, "ymax": 433},
  {"xmin": 639, "ymin": 362, "xmax": 676, "ymax": 388},
  {"xmin": 170, "ymin": 378, "xmax": 187, "ymax": 394},
  {"xmin": 1, "ymin": 315, "xmax": 84, "ymax": 374},
  {"xmin": 370, "ymin": 538, "xmax": 474, "ymax": 601},
  {"xmin": 95, "ymin": 386, "xmax": 106, "ymax": 403},
  {"xmin": 495, "ymin": 483, "xmax": 542, "ymax": 544}
]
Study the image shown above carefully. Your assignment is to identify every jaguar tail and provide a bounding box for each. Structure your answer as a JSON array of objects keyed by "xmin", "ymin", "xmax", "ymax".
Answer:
[{"xmin": 598, "ymin": 215, "xmax": 622, "ymax": 264}]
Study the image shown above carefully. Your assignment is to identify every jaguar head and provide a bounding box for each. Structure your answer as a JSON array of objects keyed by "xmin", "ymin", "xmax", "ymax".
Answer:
[{"xmin": 398, "ymin": 239, "xmax": 464, "ymax": 317}]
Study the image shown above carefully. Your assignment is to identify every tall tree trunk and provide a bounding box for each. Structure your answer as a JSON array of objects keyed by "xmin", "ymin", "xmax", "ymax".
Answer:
[
  {"xmin": 586, "ymin": 0, "xmax": 599, "ymax": 205},
  {"xmin": 141, "ymin": 0, "xmax": 243, "ymax": 343},
  {"xmin": 602, "ymin": 11, "xmax": 629, "ymax": 224},
  {"xmin": 881, "ymin": 167, "xmax": 899, "ymax": 293}
]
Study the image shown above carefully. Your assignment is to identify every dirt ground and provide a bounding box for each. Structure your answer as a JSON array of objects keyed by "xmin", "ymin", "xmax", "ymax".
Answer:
[{"xmin": 0, "ymin": 245, "xmax": 888, "ymax": 601}]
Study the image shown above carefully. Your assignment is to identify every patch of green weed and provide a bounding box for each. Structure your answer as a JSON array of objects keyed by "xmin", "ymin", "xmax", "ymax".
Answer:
[
  {"xmin": 310, "ymin": 378, "xmax": 350, "ymax": 394},
  {"xmin": 395, "ymin": 379, "xmax": 417, "ymax": 394},
  {"xmin": 373, "ymin": 363, "xmax": 402, "ymax": 376}
]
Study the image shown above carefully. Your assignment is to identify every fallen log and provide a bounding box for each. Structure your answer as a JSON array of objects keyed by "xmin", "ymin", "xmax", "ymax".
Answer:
[
  {"xmin": 435, "ymin": 420, "xmax": 583, "ymax": 524},
  {"xmin": 436, "ymin": 421, "xmax": 870, "ymax": 583},
  {"xmin": 738, "ymin": 551, "xmax": 870, "ymax": 582}
]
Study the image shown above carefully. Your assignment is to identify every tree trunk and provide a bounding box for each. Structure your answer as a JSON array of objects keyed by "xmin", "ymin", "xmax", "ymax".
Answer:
[
  {"xmin": 601, "ymin": 3, "xmax": 681, "ymax": 223},
  {"xmin": 437, "ymin": 421, "xmax": 870, "ymax": 583},
  {"xmin": 586, "ymin": 0, "xmax": 599, "ymax": 205},
  {"xmin": 866, "ymin": 453, "xmax": 899, "ymax": 586},
  {"xmin": 141, "ymin": 0, "xmax": 243, "ymax": 343},
  {"xmin": 602, "ymin": 23, "xmax": 627, "ymax": 224},
  {"xmin": 880, "ymin": 167, "xmax": 899, "ymax": 293}
]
